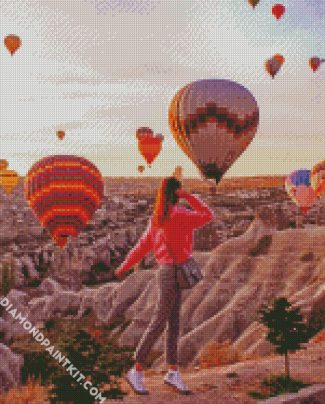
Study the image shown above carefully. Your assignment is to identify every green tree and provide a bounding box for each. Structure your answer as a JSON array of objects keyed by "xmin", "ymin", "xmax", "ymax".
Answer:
[
  {"xmin": 259, "ymin": 297, "xmax": 310, "ymax": 379},
  {"xmin": 50, "ymin": 329, "xmax": 133, "ymax": 403}
]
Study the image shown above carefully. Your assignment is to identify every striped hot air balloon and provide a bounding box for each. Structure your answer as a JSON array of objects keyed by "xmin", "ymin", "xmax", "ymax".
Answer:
[
  {"xmin": 25, "ymin": 155, "xmax": 104, "ymax": 248},
  {"xmin": 168, "ymin": 79, "xmax": 259, "ymax": 183}
]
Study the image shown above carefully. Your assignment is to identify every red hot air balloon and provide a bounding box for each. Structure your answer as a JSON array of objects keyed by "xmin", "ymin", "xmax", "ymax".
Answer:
[
  {"xmin": 309, "ymin": 57, "xmax": 325, "ymax": 73},
  {"xmin": 25, "ymin": 155, "xmax": 104, "ymax": 248},
  {"xmin": 56, "ymin": 130, "xmax": 65, "ymax": 140},
  {"xmin": 136, "ymin": 129, "xmax": 163, "ymax": 167},
  {"xmin": 4, "ymin": 35, "xmax": 21, "ymax": 56},
  {"xmin": 265, "ymin": 55, "xmax": 284, "ymax": 78},
  {"xmin": 272, "ymin": 4, "xmax": 285, "ymax": 20}
]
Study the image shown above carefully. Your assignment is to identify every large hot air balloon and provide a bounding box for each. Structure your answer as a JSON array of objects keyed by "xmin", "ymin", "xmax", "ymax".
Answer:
[
  {"xmin": 25, "ymin": 155, "xmax": 104, "ymax": 248},
  {"xmin": 285, "ymin": 169, "xmax": 316, "ymax": 214},
  {"xmin": 311, "ymin": 161, "xmax": 325, "ymax": 198},
  {"xmin": 0, "ymin": 170, "xmax": 19, "ymax": 194},
  {"xmin": 4, "ymin": 35, "xmax": 21, "ymax": 56},
  {"xmin": 272, "ymin": 4, "xmax": 285, "ymax": 20},
  {"xmin": 265, "ymin": 54, "xmax": 285, "ymax": 78},
  {"xmin": 56, "ymin": 130, "xmax": 65, "ymax": 140},
  {"xmin": 168, "ymin": 79, "xmax": 259, "ymax": 184},
  {"xmin": 309, "ymin": 57, "xmax": 325, "ymax": 73},
  {"xmin": 137, "ymin": 129, "xmax": 164, "ymax": 167},
  {"xmin": 248, "ymin": 0, "xmax": 260, "ymax": 9},
  {"xmin": 0, "ymin": 160, "xmax": 9, "ymax": 171}
]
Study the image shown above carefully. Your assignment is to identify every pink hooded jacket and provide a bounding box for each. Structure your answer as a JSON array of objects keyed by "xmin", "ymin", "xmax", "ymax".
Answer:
[{"xmin": 116, "ymin": 192, "xmax": 214, "ymax": 275}]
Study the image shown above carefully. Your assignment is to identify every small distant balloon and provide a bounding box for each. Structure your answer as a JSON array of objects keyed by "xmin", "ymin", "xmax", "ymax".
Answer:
[
  {"xmin": 265, "ymin": 54, "xmax": 285, "ymax": 78},
  {"xmin": 285, "ymin": 169, "xmax": 316, "ymax": 215},
  {"xmin": 0, "ymin": 160, "xmax": 9, "ymax": 171},
  {"xmin": 138, "ymin": 165, "xmax": 145, "ymax": 174},
  {"xmin": 248, "ymin": 0, "xmax": 260, "ymax": 9},
  {"xmin": 0, "ymin": 170, "xmax": 19, "ymax": 194},
  {"xmin": 272, "ymin": 4, "xmax": 285, "ymax": 20},
  {"xmin": 56, "ymin": 130, "xmax": 65, "ymax": 140},
  {"xmin": 4, "ymin": 35, "xmax": 21, "ymax": 56},
  {"xmin": 309, "ymin": 57, "xmax": 325, "ymax": 73}
]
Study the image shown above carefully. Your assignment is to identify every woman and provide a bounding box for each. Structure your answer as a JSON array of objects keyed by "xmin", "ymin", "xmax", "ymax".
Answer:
[{"xmin": 114, "ymin": 177, "xmax": 214, "ymax": 395}]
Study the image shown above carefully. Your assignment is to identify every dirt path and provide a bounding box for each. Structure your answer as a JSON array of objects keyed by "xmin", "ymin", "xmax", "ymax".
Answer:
[{"xmin": 111, "ymin": 341, "xmax": 325, "ymax": 403}]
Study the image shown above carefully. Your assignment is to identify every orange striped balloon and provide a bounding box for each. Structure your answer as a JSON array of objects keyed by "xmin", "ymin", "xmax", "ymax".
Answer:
[{"xmin": 25, "ymin": 155, "xmax": 104, "ymax": 248}]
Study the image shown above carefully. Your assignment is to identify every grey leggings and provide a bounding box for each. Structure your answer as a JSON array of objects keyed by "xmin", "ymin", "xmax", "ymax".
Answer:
[{"xmin": 134, "ymin": 264, "xmax": 181, "ymax": 365}]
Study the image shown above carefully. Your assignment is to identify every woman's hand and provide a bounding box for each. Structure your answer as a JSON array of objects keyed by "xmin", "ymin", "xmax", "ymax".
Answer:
[{"xmin": 114, "ymin": 268, "xmax": 125, "ymax": 280}]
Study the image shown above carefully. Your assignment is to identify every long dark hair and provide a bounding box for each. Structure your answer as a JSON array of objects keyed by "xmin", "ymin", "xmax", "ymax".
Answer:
[{"xmin": 152, "ymin": 177, "xmax": 181, "ymax": 227}]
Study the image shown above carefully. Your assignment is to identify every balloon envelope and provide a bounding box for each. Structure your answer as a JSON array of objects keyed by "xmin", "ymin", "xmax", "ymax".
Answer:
[
  {"xmin": 311, "ymin": 161, "xmax": 325, "ymax": 197},
  {"xmin": 285, "ymin": 169, "xmax": 316, "ymax": 213},
  {"xmin": 272, "ymin": 4, "xmax": 285, "ymax": 20},
  {"xmin": 168, "ymin": 79, "xmax": 259, "ymax": 183},
  {"xmin": 0, "ymin": 170, "xmax": 19, "ymax": 194},
  {"xmin": 4, "ymin": 35, "xmax": 21, "ymax": 55},
  {"xmin": 25, "ymin": 155, "xmax": 104, "ymax": 248}
]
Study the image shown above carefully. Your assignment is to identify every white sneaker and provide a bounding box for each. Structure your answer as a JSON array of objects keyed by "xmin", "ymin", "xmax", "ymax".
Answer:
[
  {"xmin": 164, "ymin": 370, "xmax": 191, "ymax": 395},
  {"xmin": 125, "ymin": 368, "xmax": 149, "ymax": 395}
]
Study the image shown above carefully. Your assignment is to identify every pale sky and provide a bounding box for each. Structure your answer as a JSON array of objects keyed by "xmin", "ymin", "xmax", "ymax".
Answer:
[{"xmin": 0, "ymin": 0, "xmax": 324, "ymax": 178}]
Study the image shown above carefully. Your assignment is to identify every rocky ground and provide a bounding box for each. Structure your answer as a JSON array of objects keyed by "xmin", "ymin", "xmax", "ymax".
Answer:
[
  {"xmin": 1, "ymin": 176, "xmax": 325, "ymax": 398},
  {"xmin": 116, "ymin": 340, "xmax": 325, "ymax": 404}
]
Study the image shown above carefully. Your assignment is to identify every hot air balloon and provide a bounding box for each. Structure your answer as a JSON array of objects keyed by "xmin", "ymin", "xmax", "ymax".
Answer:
[
  {"xmin": 0, "ymin": 160, "xmax": 9, "ymax": 171},
  {"xmin": 309, "ymin": 57, "xmax": 325, "ymax": 73},
  {"xmin": 311, "ymin": 161, "xmax": 325, "ymax": 198},
  {"xmin": 137, "ymin": 129, "xmax": 163, "ymax": 167},
  {"xmin": 25, "ymin": 155, "xmax": 104, "ymax": 249},
  {"xmin": 272, "ymin": 4, "xmax": 285, "ymax": 20},
  {"xmin": 4, "ymin": 35, "xmax": 21, "ymax": 56},
  {"xmin": 138, "ymin": 165, "xmax": 145, "ymax": 174},
  {"xmin": 248, "ymin": 0, "xmax": 260, "ymax": 9},
  {"xmin": 0, "ymin": 170, "xmax": 19, "ymax": 194},
  {"xmin": 285, "ymin": 169, "xmax": 316, "ymax": 214},
  {"xmin": 265, "ymin": 55, "xmax": 285, "ymax": 78},
  {"xmin": 168, "ymin": 79, "xmax": 259, "ymax": 184},
  {"xmin": 56, "ymin": 130, "xmax": 65, "ymax": 140}
]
